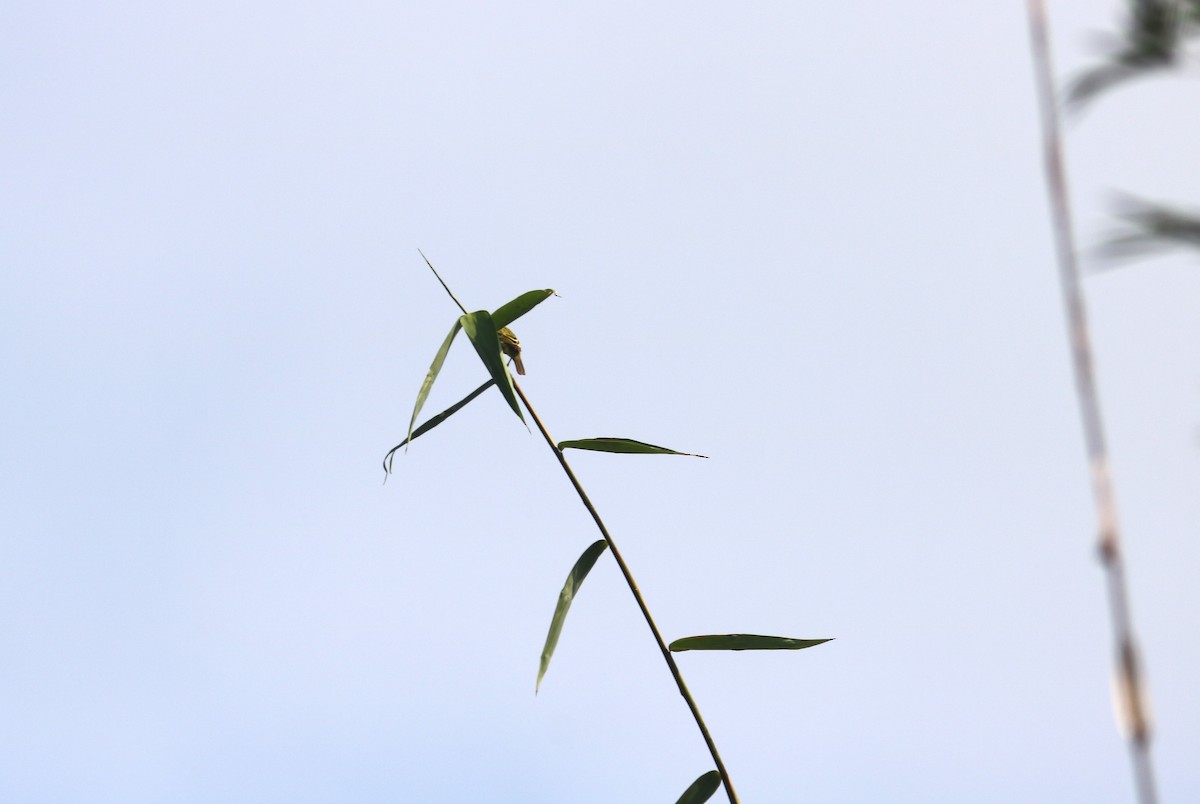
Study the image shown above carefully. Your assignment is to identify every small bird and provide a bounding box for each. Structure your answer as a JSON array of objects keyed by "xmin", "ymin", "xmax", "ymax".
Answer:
[{"xmin": 498, "ymin": 326, "xmax": 525, "ymax": 375}]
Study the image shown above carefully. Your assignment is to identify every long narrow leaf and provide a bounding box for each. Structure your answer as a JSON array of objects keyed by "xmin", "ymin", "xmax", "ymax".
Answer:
[
  {"xmin": 407, "ymin": 318, "xmax": 463, "ymax": 448},
  {"xmin": 384, "ymin": 379, "xmax": 496, "ymax": 475},
  {"xmin": 537, "ymin": 539, "xmax": 608, "ymax": 693},
  {"xmin": 493, "ymin": 289, "xmax": 555, "ymax": 330},
  {"xmin": 675, "ymin": 771, "xmax": 721, "ymax": 804},
  {"xmin": 419, "ymin": 250, "xmax": 468, "ymax": 314},
  {"xmin": 460, "ymin": 310, "xmax": 525, "ymax": 425},
  {"xmin": 558, "ymin": 438, "xmax": 707, "ymax": 458},
  {"xmin": 669, "ymin": 634, "xmax": 833, "ymax": 652}
]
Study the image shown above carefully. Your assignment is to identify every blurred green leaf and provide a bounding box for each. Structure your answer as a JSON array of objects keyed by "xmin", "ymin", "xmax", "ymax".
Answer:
[
  {"xmin": 557, "ymin": 438, "xmax": 707, "ymax": 458},
  {"xmin": 460, "ymin": 310, "xmax": 525, "ymax": 426},
  {"xmin": 406, "ymin": 318, "xmax": 463, "ymax": 448},
  {"xmin": 493, "ymin": 289, "xmax": 555, "ymax": 330},
  {"xmin": 669, "ymin": 635, "xmax": 833, "ymax": 652},
  {"xmin": 384, "ymin": 379, "xmax": 496, "ymax": 475},
  {"xmin": 1068, "ymin": 0, "xmax": 1198, "ymax": 107},
  {"xmin": 537, "ymin": 539, "xmax": 608, "ymax": 693},
  {"xmin": 675, "ymin": 771, "xmax": 721, "ymax": 804},
  {"xmin": 1100, "ymin": 195, "xmax": 1200, "ymax": 262}
]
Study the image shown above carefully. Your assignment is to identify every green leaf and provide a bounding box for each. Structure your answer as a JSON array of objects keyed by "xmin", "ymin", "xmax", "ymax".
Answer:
[
  {"xmin": 492, "ymin": 289, "xmax": 555, "ymax": 330},
  {"xmin": 384, "ymin": 379, "xmax": 496, "ymax": 475},
  {"xmin": 406, "ymin": 317, "xmax": 463, "ymax": 448},
  {"xmin": 669, "ymin": 634, "xmax": 833, "ymax": 652},
  {"xmin": 537, "ymin": 539, "xmax": 608, "ymax": 693},
  {"xmin": 557, "ymin": 438, "xmax": 707, "ymax": 458},
  {"xmin": 419, "ymin": 249, "xmax": 468, "ymax": 314},
  {"xmin": 675, "ymin": 771, "xmax": 721, "ymax": 804},
  {"xmin": 1100, "ymin": 195, "xmax": 1200, "ymax": 262},
  {"xmin": 460, "ymin": 310, "xmax": 525, "ymax": 426}
]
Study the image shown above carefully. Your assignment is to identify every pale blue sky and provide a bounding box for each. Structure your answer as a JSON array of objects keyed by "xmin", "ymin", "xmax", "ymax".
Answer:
[{"xmin": 2, "ymin": 2, "xmax": 1198, "ymax": 802}]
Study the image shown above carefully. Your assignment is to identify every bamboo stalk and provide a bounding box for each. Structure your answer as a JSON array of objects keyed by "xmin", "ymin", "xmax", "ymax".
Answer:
[
  {"xmin": 513, "ymin": 380, "xmax": 741, "ymax": 804},
  {"xmin": 1025, "ymin": 4, "xmax": 1158, "ymax": 802}
]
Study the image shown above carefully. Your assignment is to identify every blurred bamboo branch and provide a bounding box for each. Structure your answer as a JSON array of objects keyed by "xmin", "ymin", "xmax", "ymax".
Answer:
[{"xmin": 1026, "ymin": 3, "xmax": 1159, "ymax": 803}]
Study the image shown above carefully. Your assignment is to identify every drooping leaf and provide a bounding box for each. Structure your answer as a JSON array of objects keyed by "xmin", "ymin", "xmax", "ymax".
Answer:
[
  {"xmin": 675, "ymin": 771, "xmax": 722, "ymax": 804},
  {"xmin": 406, "ymin": 317, "xmax": 463, "ymax": 449},
  {"xmin": 460, "ymin": 310, "xmax": 525, "ymax": 426},
  {"xmin": 669, "ymin": 634, "xmax": 833, "ymax": 652},
  {"xmin": 384, "ymin": 379, "xmax": 496, "ymax": 475},
  {"xmin": 493, "ymin": 289, "xmax": 555, "ymax": 330},
  {"xmin": 557, "ymin": 438, "xmax": 707, "ymax": 458},
  {"xmin": 537, "ymin": 539, "xmax": 608, "ymax": 693}
]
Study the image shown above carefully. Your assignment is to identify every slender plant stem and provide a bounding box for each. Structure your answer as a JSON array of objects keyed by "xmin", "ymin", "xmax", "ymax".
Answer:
[
  {"xmin": 512, "ymin": 380, "xmax": 741, "ymax": 804},
  {"xmin": 1026, "ymin": 4, "xmax": 1157, "ymax": 803}
]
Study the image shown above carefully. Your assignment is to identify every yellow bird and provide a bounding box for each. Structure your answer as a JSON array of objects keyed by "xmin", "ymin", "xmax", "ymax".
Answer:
[{"xmin": 498, "ymin": 326, "xmax": 525, "ymax": 375}]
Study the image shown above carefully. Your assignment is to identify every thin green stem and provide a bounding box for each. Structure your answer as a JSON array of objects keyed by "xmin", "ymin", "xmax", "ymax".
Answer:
[
  {"xmin": 512, "ymin": 380, "xmax": 740, "ymax": 804},
  {"xmin": 1026, "ymin": 4, "xmax": 1157, "ymax": 803}
]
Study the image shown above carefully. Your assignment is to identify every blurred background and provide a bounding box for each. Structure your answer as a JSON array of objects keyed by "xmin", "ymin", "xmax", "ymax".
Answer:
[{"xmin": 2, "ymin": 2, "xmax": 1198, "ymax": 801}]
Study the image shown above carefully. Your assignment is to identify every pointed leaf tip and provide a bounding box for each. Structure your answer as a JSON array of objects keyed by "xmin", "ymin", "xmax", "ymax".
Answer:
[
  {"xmin": 419, "ymin": 250, "xmax": 468, "ymax": 314},
  {"xmin": 492, "ymin": 289, "xmax": 556, "ymax": 330}
]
